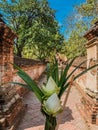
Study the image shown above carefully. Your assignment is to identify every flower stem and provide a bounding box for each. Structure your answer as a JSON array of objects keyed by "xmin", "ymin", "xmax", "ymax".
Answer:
[{"xmin": 44, "ymin": 115, "xmax": 57, "ymax": 130}]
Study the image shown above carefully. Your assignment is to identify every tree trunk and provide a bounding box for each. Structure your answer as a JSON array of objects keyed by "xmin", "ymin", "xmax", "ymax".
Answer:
[
  {"xmin": 16, "ymin": 46, "xmax": 22, "ymax": 57},
  {"xmin": 16, "ymin": 50, "xmax": 22, "ymax": 57}
]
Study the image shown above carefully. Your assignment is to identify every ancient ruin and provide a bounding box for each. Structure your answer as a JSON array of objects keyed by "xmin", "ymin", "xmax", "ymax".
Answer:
[
  {"xmin": 79, "ymin": 21, "xmax": 98, "ymax": 124},
  {"xmin": 0, "ymin": 20, "xmax": 46, "ymax": 130}
]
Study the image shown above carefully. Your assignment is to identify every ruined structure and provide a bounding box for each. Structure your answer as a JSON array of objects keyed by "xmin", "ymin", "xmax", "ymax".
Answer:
[
  {"xmin": 80, "ymin": 21, "xmax": 98, "ymax": 124},
  {"xmin": 0, "ymin": 20, "xmax": 46, "ymax": 130},
  {"xmin": 0, "ymin": 19, "xmax": 26, "ymax": 130}
]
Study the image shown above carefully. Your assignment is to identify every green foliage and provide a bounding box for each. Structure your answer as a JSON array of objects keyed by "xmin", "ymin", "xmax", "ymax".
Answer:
[
  {"xmin": 12, "ymin": 64, "xmax": 44, "ymax": 102},
  {"xmin": 63, "ymin": 0, "xmax": 98, "ymax": 58},
  {"xmin": 0, "ymin": 0, "xmax": 64, "ymax": 60},
  {"xmin": 62, "ymin": 0, "xmax": 98, "ymax": 58},
  {"xmin": 63, "ymin": 20, "xmax": 87, "ymax": 58},
  {"xmin": 76, "ymin": 0, "xmax": 98, "ymax": 24},
  {"xmin": 47, "ymin": 58, "xmax": 98, "ymax": 97}
]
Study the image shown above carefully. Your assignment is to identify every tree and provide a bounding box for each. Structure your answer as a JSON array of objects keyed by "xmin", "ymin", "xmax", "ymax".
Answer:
[
  {"xmin": 0, "ymin": 0, "xmax": 64, "ymax": 60},
  {"xmin": 76, "ymin": 0, "xmax": 98, "ymax": 24},
  {"xmin": 63, "ymin": 13, "xmax": 88, "ymax": 58},
  {"xmin": 63, "ymin": 0, "xmax": 98, "ymax": 58}
]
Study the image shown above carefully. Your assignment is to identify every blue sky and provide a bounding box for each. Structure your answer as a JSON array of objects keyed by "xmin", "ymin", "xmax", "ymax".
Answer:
[{"xmin": 48, "ymin": 0, "xmax": 86, "ymax": 35}]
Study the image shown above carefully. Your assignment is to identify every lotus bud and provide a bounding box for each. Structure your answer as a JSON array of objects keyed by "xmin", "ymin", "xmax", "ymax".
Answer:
[
  {"xmin": 43, "ymin": 93, "xmax": 62, "ymax": 116},
  {"xmin": 42, "ymin": 76, "xmax": 60, "ymax": 96}
]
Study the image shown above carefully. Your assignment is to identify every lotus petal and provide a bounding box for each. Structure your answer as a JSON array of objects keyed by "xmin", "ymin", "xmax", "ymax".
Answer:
[
  {"xmin": 43, "ymin": 93, "xmax": 62, "ymax": 116},
  {"xmin": 42, "ymin": 76, "xmax": 60, "ymax": 96}
]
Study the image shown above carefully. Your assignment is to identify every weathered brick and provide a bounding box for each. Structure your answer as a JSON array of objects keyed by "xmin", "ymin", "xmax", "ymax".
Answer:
[{"xmin": 0, "ymin": 20, "xmax": 46, "ymax": 130}]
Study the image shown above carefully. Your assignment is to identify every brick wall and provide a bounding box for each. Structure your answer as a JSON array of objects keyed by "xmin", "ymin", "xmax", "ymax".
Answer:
[
  {"xmin": 78, "ymin": 21, "xmax": 98, "ymax": 125},
  {"xmin": 0, "ymin": 21, "xmax": 46, "ymax": 130}
]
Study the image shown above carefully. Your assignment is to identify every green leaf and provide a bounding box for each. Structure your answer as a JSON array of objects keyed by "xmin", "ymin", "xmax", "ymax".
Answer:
[
  {"xmin": 58, "ymin": 63, "xmax": 69, "ymax": 88},
  {"xmin": 74, "ymin": 64, "xmax": 98, "ymax": 80},
  {"xmin": 55, "ymin": 60, "xmax": 59, "ymax": 85},
  {"xmin": 49, "ymin": 60, "xmax": 57, "ymax": 84},
  {"xmin": 17, "ymin": 71, "xmax": 44, "ymax": 102},
  {"xmin": 48, "ymin": 57, "xmax": 76, "ymax": 98},
  {"xmin": 10, "ymin": 82, "xmax": 32, "ymax": 91},
  {"xmin": 59, "ymin": 57, "xmax": 76, "ymax": 89},
  {"xmin": 13, "ymin": 64, "xmax": 44, "ymax": 102},
  {"xmin": 52, "ymin": 59, "xmax": 59, "ymax": 85},
  {"xmin": 59, "ymin": 82, "xmax": 70, "ymax": 98},
  {"xmin": 66, "ymin": 59, "xmax": 87, "ymax": 82},
  {"xmin": 59, "ymin": 63, "xmax": 98, "ymax": 98}
]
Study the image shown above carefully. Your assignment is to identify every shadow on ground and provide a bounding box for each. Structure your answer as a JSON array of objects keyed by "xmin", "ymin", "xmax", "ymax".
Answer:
[{"xmin": 60, "ymin": 107, "xmax": 74, "ymax": 123}]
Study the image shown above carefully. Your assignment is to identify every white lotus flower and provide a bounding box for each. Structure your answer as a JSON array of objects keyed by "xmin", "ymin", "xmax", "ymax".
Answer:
[
  {"xmin": 42, "ymin": 76, "xmax": 60, "ymax": 96},
  {"xmin": 43, "ymin": 93, "xmax": 62, "ymax": 116}
]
